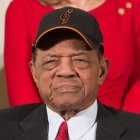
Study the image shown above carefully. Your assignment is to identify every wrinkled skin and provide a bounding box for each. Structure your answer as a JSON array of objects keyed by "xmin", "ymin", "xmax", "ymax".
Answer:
[{"xmin": 30, "ymin": 38, "xmax": 109, "ymax": 119}]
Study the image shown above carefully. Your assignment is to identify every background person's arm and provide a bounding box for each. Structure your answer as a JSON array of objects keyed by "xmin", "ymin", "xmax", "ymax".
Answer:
[
  {"xmin": 4, "ymin": 1, "xmax": 42, "ymax": 106},
  {"xmin": 122, "ymin": 0, "xmax": 140, "ymax": 113}
]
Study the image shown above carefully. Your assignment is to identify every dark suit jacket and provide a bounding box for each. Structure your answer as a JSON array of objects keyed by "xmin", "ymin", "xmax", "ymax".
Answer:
[{"xmin": 0, "ymin": 102, "xmax": 140, "ymax": 140}]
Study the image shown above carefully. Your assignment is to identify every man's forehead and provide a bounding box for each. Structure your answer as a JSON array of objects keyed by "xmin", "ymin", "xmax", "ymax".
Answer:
[{"xmin": 40, "ymin": 50, "xmax": 93, "ymax": 58}]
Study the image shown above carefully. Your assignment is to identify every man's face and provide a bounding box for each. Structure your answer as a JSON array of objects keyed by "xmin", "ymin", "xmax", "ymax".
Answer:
[{"xmin": 30, "ymin": 38, "xmax": 108, "ymax": 113}]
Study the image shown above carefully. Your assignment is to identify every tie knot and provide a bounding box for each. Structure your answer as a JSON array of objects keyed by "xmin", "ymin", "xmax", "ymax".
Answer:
[
  {"xmin": 56, "ymin": 121, "xmax": 68, "ymax": 140},
  {"xmin": 60, "ymin": 121, "xmax": 68, "ymax": 133}
]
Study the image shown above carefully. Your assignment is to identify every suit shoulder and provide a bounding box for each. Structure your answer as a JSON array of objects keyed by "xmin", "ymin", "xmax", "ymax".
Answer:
[
  {"xmin": 0, "ymin": 103, "xmax": 42, "ymax": 123},
  {"xmin": 104, "ymin": 105, "xmax": 140, "ymax": 127}
]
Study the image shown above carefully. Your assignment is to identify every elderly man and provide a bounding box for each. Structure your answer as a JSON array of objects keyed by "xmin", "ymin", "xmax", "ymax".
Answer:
[{"xmin": 0, "ymin": 7, "xmax": 140, "ymax": 140}]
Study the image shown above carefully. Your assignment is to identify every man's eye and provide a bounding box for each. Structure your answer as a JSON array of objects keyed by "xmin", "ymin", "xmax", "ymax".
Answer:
[
  {"xmin": 46, "ymin": 60, "xmax": 57, "ymax": 63},
  {"xmin": 73, "ymin": 59, "xmax": 88, "ymax": 62},
  {"xmin": 73, "ymin": 59, "xmax": 89, "ymax": 69},
  {"xmin": 75, "ymin": 59, "xmax": 87, "ymax": 62},
  {"xmin": 42, "ymin": 60, "xmax": 58, "ymax": 70}
]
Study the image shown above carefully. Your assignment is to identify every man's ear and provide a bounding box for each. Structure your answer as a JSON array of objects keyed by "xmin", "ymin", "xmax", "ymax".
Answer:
[
  {"xmin": 29, "ymin": 60, "xmax": 39, "ymax": 87},
  {"xmin": 98, "ymin": 58, "xmax": 109, "ymax": 85}
]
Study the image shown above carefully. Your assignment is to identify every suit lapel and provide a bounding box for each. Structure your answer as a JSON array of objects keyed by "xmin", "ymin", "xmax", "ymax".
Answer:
[
  {"xmin": 15, "ymin": 104, "xmax": 48, "ymax": 140},
  {"xmin": 14, "ymin": 102, "xmax": 127, "ymax": 140},
  {"xmin": 96, "ymin": 102, "xmax": 126, "ymax": 140}
]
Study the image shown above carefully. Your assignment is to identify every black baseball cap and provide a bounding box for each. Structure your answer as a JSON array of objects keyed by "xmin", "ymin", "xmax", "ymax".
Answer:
[{"xmin": 32, "ymin": 7, "xmax": 104, "ymax": 54}]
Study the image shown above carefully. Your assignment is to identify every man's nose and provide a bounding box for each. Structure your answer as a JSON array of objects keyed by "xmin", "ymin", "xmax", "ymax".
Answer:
[{"xmin": 56, "ymin": 58, "xmax": 77, "ymax": 78}]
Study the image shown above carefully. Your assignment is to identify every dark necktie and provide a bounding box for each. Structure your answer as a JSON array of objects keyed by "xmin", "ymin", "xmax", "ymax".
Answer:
[{"xmin": 55, "ymin": 121, "xmax": 69, "ymax": 140}]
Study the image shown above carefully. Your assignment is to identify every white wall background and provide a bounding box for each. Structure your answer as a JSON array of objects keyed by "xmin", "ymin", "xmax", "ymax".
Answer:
[{"xmin": 0, "ymin": 0, "xmax": 12, "ymax": 108}]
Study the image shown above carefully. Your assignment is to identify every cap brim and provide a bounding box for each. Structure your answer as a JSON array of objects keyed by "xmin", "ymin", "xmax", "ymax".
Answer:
[{"xmin": 33, "ymin": 26, "xmax": 104, "ymax": 54}]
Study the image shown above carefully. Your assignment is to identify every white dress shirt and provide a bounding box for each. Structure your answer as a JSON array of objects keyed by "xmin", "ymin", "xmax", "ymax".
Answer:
[{"xmin": 46, "ymin": 100, "xmax": 97, "ymax": 140}]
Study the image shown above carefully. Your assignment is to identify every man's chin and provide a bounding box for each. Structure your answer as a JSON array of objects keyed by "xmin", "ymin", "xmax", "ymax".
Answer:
[{"xmin": 51, "ymin": 99, "xmax": 80, "ymax": 112}]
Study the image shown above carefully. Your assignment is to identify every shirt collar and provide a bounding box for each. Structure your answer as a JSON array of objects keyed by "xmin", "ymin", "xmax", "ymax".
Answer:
[{"xmin": 46, "ymin": 100, "xmax": 97, "ymax": 140}]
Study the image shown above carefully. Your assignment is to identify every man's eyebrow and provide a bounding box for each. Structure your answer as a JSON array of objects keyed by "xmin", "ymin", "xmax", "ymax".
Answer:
[
  {"xmin": 42, "ymin": 51, "xmax": 90, "ymax": 58},
  {"xmin": 71, "ymin": 52, "xmax": 89, "ymax": 57}
]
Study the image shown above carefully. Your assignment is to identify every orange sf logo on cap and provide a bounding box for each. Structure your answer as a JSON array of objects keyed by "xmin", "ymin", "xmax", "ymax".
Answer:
[{"xmin": 60, "ymin": 9, "xmax": 74, "ymax": 24}]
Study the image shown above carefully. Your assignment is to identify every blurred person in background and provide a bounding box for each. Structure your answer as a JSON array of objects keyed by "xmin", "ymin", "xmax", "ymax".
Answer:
[{"xmin": 4, "ymin": 0, "xmax": 140, "ymax": 113}]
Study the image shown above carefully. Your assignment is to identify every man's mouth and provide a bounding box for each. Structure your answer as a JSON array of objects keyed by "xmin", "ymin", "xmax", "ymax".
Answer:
[{"xmin": 54, "ymin": 84, "xmax": 80, "ymax": 93}]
